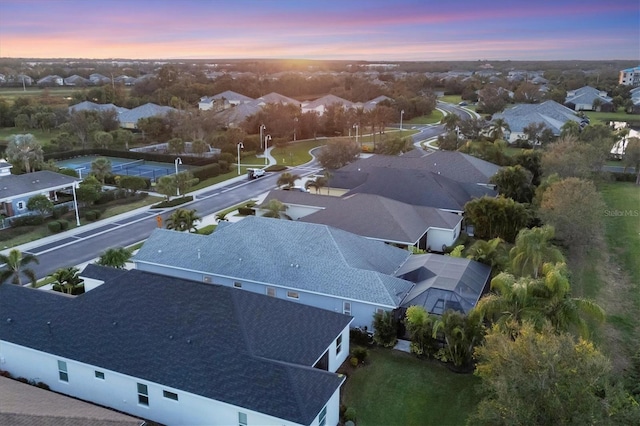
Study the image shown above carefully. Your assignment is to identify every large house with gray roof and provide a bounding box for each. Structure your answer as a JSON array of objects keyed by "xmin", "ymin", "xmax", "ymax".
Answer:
[
  {"xmin": 260, "ymin": 190, "xmax": 462, "ymax": 252},
  {"xmin": 133, "ymin": 217, "xmax": 491, "ymax": 329},
  {"xmin": 118, "ymin": 103, "xmax": 177, "ymax": 129},
  {"xmin": 564, "ymin": 86, "xmax": 613, "ymax": 112},
  {"xmin": 491, "ymin": 100, "xmax": 583, "ymax": 143},
  {"xmin": 0, "ymin": 266, "xmax": 351, "ymax": 426}
]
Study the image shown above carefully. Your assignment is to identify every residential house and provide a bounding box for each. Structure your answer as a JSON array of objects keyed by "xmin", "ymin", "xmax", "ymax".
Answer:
[
  {"xmin": 214, "ymin": 102, "xmax": 262, "ymax": 128},
  {"xmin": 0, "ymin": 266, "xmax": 351, "ymax": 426},
  {"xmin": 619, "ymin": 66, "xmax": 640, "ymax": 86},
  {"xmin": 564, "ymin": 86, "xmax": 614, "ymax": 112},
  {"xmin": 0, "ymin": 161, "xmax": 81, "ymax": 220},
  {"xmin": 118, "ymin": 103, "xmax": 177, "ymax": 129},
  {"xmin": 37, "ymin": 75, "xmax": 63, "ymax": 86},
  {"xmin": 491, "ymin": 100, "xmax": 584, "ymax": 143},
  {"xmin": 357, "ymin": 95, "xmax": 394, "ymax": 111},
  {"xmin": 260, "ymin": 190, "xmax": 462, "ymax": 252},
  {"xmin": 63, "ymin": 75, "xmax": 91, "ymax": 86},
  {"xmin": 252, "ymin": 92, "xmax": 301, "ymax": 107},
  {"xmin": 198, "ymin": 90, "xmax": 254, "ymax": 111},
  {"xmin": 301, "ymin": 94, "xmax": 354, "ymax": 116},
  {"xmin": 68, "ymin": 101, "xmax": 130, "ymax": 115},
  {"xmin": 89, "ymin": 73, "xmax": 111, "ymax": 85},
  {"xmin": 133, "ymin": 218, "xmax": 491, "ymax": 328}
]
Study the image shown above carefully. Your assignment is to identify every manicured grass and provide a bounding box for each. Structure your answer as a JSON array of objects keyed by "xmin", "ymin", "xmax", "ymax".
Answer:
[
  {"xmin": 406, "ymin": 110, "xmax": 444, "ymax": 125},
  {"xmin": 0, "ymin": 127, "xmax": 62, "ymax": 146},
  {"xmin": 600, "ymin": 182, "xmax": 640, "ymax": 300},
  {"xmin": 271, "ymin": 139, "xmax": 325, "ymax": 166},
  {"xmin": 188, "ymin": 167, "xmax": 255, "ymax": 191},
  {"xmin": 584, "ymin": 109, "xmax": 638, "ymax": 124},
  {"xmin": 439, "ymin": 95, "xmax": 463, "ymax": 104},
  {"xmin": 342, "ymin": 348, "xmax": 480, "ymax": 426},
  {"xmin": 0, "ymin": 87, "xmax": 83, "ymax": 105}
]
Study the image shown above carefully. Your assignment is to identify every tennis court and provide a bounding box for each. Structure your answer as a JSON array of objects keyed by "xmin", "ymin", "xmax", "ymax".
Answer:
[{"xmin": 55, "ymin": 156, "xmax": 193, "ymax": 182}]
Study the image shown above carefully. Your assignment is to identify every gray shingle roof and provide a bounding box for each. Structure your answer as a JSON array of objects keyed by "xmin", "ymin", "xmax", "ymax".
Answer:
[
  {"xmin": 397, "ymin": 254, "xmax": 491, "ymax": 315},
  {"xmin": 303, "ymin": 94, "xmax": 354, "ymax": 110},
  {"xmin": 492, "ymin": 100, "xmax": 582, "ymax": 134},
  {"xmin": 0, "ymin": 268, "xmax": 349, "ymax": 425},
  {"xmin": 0, "ymin": 171, "xmax": 81, "ymax": 201},
  {"xmin": 69, "ymin": 101, "xmax": 129, "ymax": 115},
  {"xmin": 134, "ymin": 217, "xmax": 414, "ymax": 306},
  {"xmin": 254, "ymin": 92, "xmax": 300, "ymax": 106},
  {"xmin": 118, "ymin": 103, "xmax": 177, "ymax": 125},
  {"xmin": 271, "ymin": 192, "xmax": 462, "ymax": 244}
]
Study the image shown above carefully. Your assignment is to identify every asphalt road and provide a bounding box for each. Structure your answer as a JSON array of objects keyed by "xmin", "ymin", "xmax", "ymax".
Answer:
[{"xmin": 23, "ymin": 161, "xmax": 323, "ymax": 280}]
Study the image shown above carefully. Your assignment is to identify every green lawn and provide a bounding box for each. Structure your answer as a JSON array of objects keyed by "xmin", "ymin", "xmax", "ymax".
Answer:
[
  {"xmin": 0, "ymin": 127, "xmax": 62, "ymax": 146},
  {"xmin": 406, "ymin": 110, "xmax": 444, "ymax": 125},
  {"xmin": 342, "ymin": 348, "xmax": 480, "ymax": 426},
  {"xmin": 271, "ymin": 139, "xmax": 325, "ymax": 166},
  {"xmin": 584, "ymin": 109, "xmax": 638, "ymax": 124}
]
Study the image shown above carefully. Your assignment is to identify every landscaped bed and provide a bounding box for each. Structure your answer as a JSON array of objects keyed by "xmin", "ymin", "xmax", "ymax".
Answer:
[{"xmin": 341, "ymin": 347, "xmax": 480, "ymax": 426}]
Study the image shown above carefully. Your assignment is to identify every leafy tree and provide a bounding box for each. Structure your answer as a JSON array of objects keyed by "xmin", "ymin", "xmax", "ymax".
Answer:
[
  {"xmin": 61, "ymin": 110, "xmax": 101, "ymax": 149},
  {"xmin": 191, "ymin": 139, "xmax": 208, "ymax": 156},
  {"xmin": 51, "ymin": 132, "xmax": 76, "ymax": 151},
  {"xmin": 96, "ymin": 247, "xmax": 132, "ymax": 269},
  {"xmin": 118, "ymin": 175, "xmax": 148, "ymax": 195},
  {"xmin": 471, "ymin": 323, "xmax": 632, "ymax": 425},
  {"xmin": 166, "ymin": 208, "xmax": 201, "ymax": 232},
  {"xmin": 375, "ymin": 135, "xmax": 412, "ymax": 155},
  {"xmin": 509, "ymin": 225, "xmax": 564, "ymax": 279},
  {"xmin": 175, "ymin": 171, "xmax": 199, "ymax": 196},
  {"xmin": 0, "ymin": 249, "xmax": 39, "ymax": 286},
  {"xmin": 622, "ymin": 137, "xmax": 640, "ymax": 184},
  {"xmin": 436, "ymin": 131, "xmax": 463, "ymax": 151},
  {"xmin": 542, "ymin": 135, "xmax": 609, "ymax": 180},
  {"xmin": 317, "ymin": 139, "xmax": 360, "ymax": 169},
  {"xmin": 512, "ymin": 149, "xmax": 542, "ymax": 186},
  {"xmin": 464, "ymin": 196, "xmax": 532, "ymax": 243},
  {"xmin": 51, "ymin": 266, "xmax": 83, "ymax": 294},
  {"xmin": 155, "ymin": 175, "xmax": 177, "ymax": 200},
  {"xmin": 5, "ymin": 134, "xmax": 43, "ymax": 173},
  {"xmin": 539, "ymin": 177, "xmax": 605, "ymax": 248},
  {"xmin": 523, "ymin": 122, "xmax": 555, "ymax": 147},
  {"xmin": 76, "ymin": 177, "xmax": 101, "ymax": 206},
  {"xmin": 261, "ymin": 199, "xmax": 289, "ymax": 219},
  {"xmin": 90, "ymin": 157, "xmax": 112, "ymax": 184},
  {"xmin": 560, "ymin": 120, "xmax": 581, "ymax": 138},
  {"xmin": 405, "ymin": 306, "xmax": 438, "ymax": 356},
  {"xmin": 466, "ymin": 237, "xmax": 508, "ymax": 275},
  {"xmin": 490, "ymin": 165, "xmax": 534, "ymax": 203},
  {"xmin": 276, "ymin": 172, "xmax": 300, "ymax": 189},
  {"xmin": 432, "ymin": 309, "xmax": 485, "ymax": 368},
  {"xmin": 92, "ymin": 130, "xmax": 113, "ymax": 149},
  {"xmin": 14, "ymin": 113, "xmax": 30, "ymax": 131},
  {"xmin": 441, "ymin": 113, "xmax": 460, "ymax": 133},
  {"xmin": 27, "ymin": 194, "xmax": 54, "ymax": 218},
  {"xmin": 373, "ymin": 310, "xmax": 398, "ymax": 348},
  {"xmin": 168, "ymin": 137, "xmax": 185, "ymax": 154},
  {"xmin": 457, "ymin": 117, "xmax": 488, "ymax": 141},
  {"xmin": 111, "ymin": 129, "xmax": 134, "ymax": 150}
]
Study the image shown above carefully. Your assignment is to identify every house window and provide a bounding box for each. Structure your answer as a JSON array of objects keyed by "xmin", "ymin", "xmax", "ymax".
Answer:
[
  {"xmin": 318, "ymin": 406, "xmax": 327, "ymax": 426},
  {"xmin": 203, "ymin": 276, "xmax": 212, "ymax": 283},
  {"xmin": 163, "ymin": 390, "xmax": 178, "ymax": 401},
  {"xmin": 343, "ymin": 301, "xmax": 351, "ymax": 315},
  {"xmin": 57, "ymin": 360, "xmax": 68, "ymax": 382},
  {"xmin": 94, "ymin": 371, "xmax": 105, "ymax": 380},
  {"xmin": 266, "ymin": 287, "xmax": 276, "ymax": 297},
  {"xmin": 16, "ymin": 201, "xmax": 25, "ymax": 211},
  {"xmin": 336, "ymin": 334, "xmax": 343, "ymax": 355},
  {"xmin": 137, "ymin": 383, "xmax": 149, "ymax": 406},
  {"xmin": 233, "ymin": 282, "xmax": 242, "ymax": 288},
  {"xmin": 287, "ymin": 291, "xmax": 299, "ymax": 299},
  {"xmin": 238, "ymin": 412, "xmax": 248, "ymax": 426}
]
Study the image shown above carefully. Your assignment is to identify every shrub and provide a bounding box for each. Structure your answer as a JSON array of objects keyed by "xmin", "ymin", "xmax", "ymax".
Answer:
[
  {"xmin": 350, "ymin": 327, "xmax": 373, "ymax": 346},
  {"xmin": 0, "ymin": 370, "xmax": 11, "ymax": 378},
  {"xmin": 47, "ymin": 221, "xmax": 62, "ymax": 233},
  {"xmin": 52, "ymin": 204, "xmax": 69, "ymax": 219},
  {"xmin": 35, "ymin": 381, "xmax": 50, "ymax": 390},
  {"xmin": 237, "ymin": 207, "xmax": 255, "ymax": 216},
  {"xmin": 58, "ymin": 219, "xmax": 70, "ymax": 231},
  {"xmin": 151, "ymin": 196, "xmax": 193, "ymax": 209},
  {"xmin": 350, "ymin": 357, "xmax": 359, "ymax": 367},
  {"xmin": 219, "ymin": 152, "xmax": 236, "ymax": 164},
  {"xmin": 10, "ymin": 215, "xmax": 44, "ymax": 227},
  {"xmin": 16, "ymin": 377, "xmax": 28, "ymax": 383},
  {"xmin": 351, "ymin": 346, "xmax": 369, "ymax": 363},
  {"xmin": 218, "ymin": 160, "xmax": 230, "ymax": 173},
  {"xmin": 373, "ymin": 310, "xmax": 398, "ymax": 348},
  {"xmin": 84, "ymin": 210, "xmax": 101, "ymax": 221},
  {"xmin": 96, "ymin": 190, "xmax": 116, "ymax": 204},
  {"xmin": 193, "ymin": 163, "xmax": 221, "ymax": 180},
  {"xmin": 344, "ymin": 407, "xmax": 357, "ymax": 423}
]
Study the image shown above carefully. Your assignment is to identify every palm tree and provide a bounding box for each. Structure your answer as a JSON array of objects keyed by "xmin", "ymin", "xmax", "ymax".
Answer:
[
  {"xmin": 466, "ymin": 237, "xmax": 508, "ymax": 274},
  {"xmin": 0, "ymin": 249, "xmax": 39, "ymax": 286},
  {"xmin": 5, "ymin": 134, "xmax": 44, "ymax": 173},
  {"xmin": 214, "ymin": 212, "xmax": 229, "ymax": 223},
  {"xmin": 432, "ymin": 309, "xmax": 485, "ymax": 368},
  {"xmin": 166, "ymin": 208, "xmax": 201, "ymax": 232},
  {"xmin": 509, "ymin": 225, "xmax": 564, "ymax": 279},
  {"xmin": 277, "ymin": 172, "xmax": 300, "ymax": 189},
  {"xmin": 51, "ymin": 266, "xmax": 83, "ymax": 294},
  {"xmin": 442, "ymin": 113, "xmax": 460, "ymax": 133},
  {"xmin": 261, "ymin": 199, "xmax": 289, "ymax": 219},
  {"xmin": 488, "ymin": 118, "xmax": 510, "ymax": 141},
  {"xmin": 90, "ymin": 157, "xmax": 112, "ymax": 184},
  {"xmin": 304, "ymin": 176, "xmax": 327, "ymax": 194},
  {"xmin": 96, "ymin": 247, "xmax": 133, "ymax": 269}
]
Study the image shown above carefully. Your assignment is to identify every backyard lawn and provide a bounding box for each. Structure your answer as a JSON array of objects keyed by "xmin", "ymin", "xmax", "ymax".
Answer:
[{"xmin": 342, "ymin": 348, "xmax": 480, "ymax": 426}]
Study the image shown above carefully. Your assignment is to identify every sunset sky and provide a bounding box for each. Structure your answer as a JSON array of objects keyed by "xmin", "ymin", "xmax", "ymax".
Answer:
[{"xmin": 0, "ymin": 0, "xmax": 638, "ymax": 61}]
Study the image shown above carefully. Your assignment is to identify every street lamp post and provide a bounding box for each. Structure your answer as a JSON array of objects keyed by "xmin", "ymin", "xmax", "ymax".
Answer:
[
  {"xmin": 400, "ymin": 109, "xmax": 404, "ymax": 131},
  {"xmin": 293, "ymin": 117, "xmax": 298, "ymax": 142},
  {"xmin": 264, "ymin": 134, "xmax": 272, "ymax": 165},
  {"xmin": 174, "ymin": 157, "xmax": 182, "ymax": 196},
  {"xmin": 71, "ymin": 182, "xmax": 81, "ymax": 227},
  {"xmin": 237, "ymin": 142, "xmax": 244, "ymax": 175},
  {"xmin": 353, "ymin": 124, "xmax": 359, "ymax": 146},
  {"xmin": 259, "ymin": 124, "xmax": 266, "ymax": 149}
]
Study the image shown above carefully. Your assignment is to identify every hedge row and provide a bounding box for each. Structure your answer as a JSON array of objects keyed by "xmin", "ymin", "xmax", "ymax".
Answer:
[
  {"xmin": 151, "ymin": 196, "xmax": 194, "ymax": 209},
  {"xmin": 48, "ymin": 219, "xmax": 70, "ymax": 233}
]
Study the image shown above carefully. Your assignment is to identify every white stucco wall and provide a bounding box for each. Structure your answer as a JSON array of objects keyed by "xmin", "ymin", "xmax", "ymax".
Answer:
[
  {"xmin": 0, "ymin": 340, "xmax": 340, "ymax": 426},
  {"xmin": 426, "ymin": 222, "xmax": 461, "ymax": 252}
]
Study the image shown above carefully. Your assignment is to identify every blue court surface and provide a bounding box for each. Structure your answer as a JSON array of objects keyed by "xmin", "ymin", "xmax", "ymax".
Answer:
[{"xmin": 55, "ymin": 156, "xmax": 193, "ymax": 182}]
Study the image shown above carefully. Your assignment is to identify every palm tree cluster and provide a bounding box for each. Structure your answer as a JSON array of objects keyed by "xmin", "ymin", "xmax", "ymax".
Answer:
[
  {"xmin": 51, "ymin": 266, "xmax": 84, "ymax": 295},
  {"xmin": 0, "ymin": 249, "xmax": 39, "ymax": 287},
  {"xmin": 166, "ymin": 208, "xmax": 201, "ymax": 232}
]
